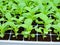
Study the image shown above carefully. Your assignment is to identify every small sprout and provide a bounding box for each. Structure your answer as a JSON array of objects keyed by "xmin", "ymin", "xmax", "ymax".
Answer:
[
  {"xmin": 24, "ymin": 35, "xmax": 28, "ymax": 38},
  {"xmin": 57, "ymin": 37, "xmax": 60, "ymax": 40},
  {"xmin": 31, "ymin": 34, "xmax": 35, "ymax": 38},
  {"xmin": 43, "ymin": 36, "xmax": 46, "ymax": 38},
  {"xmin": 13, "ymin": 35, "xmax": 15, "ymax": 37},
  {"xmin": 43, "ymin": 35, "xmax": 46, "ymax": 39}
]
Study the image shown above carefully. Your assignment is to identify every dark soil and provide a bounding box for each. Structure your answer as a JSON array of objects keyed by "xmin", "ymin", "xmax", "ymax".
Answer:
[
  {"xmin": 24, "ymin": 35, "xmax": 36, "ymax": 41},
  {"xmin": 38, "ymin": 35, "xmax": 50, "ymax": 41},
  {"xmin": 0, "ymin": 34, "xmax": 9, "ymax": 40},
  {"xmin": 10, "ymin": 34, "xmax": 23, "ymax": 41},
  {"xmin": 52, "ymin": 35, "xmax": 60, "ymax": 42}
]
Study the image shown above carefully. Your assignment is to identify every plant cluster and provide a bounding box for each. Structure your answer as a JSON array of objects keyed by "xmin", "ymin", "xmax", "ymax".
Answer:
[{"xmin": 0, "ymin": 0, "xmax": 60, "ymax": 40}]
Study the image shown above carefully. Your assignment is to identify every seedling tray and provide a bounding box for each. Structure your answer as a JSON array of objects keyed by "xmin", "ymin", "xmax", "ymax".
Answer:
[
  {"xmin": 0, "ymin": 32, "xmax": 59, "ymax": 41},
  {"xmin": 0, "ymin": 30, "xmax": 60, "ymax": 45},
  {"xmin": 0, "ymin": 0, "xmax": 60, "ymax": 45}
]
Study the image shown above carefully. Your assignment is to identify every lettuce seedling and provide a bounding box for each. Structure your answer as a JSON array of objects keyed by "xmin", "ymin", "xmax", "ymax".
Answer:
[{"xmin": 21, "ymin": 19, "xmax": 33, "ymax": 38}]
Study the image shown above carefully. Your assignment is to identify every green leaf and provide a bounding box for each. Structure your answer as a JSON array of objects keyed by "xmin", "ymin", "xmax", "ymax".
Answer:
[
  {"xmin": 55, "ymin": 12, "xmax": 60, "ymax": 20},
  {"xmin": 0, "ymin": 18, "xmax": 4, "ymax": 21},
  {"xmin": 24, "ymin": 19, "xmax": 32, "ymax": 25},
  {"xmin": 5, "ymin": 12, "xmax": 12, "ymax": 20},
  {"xmin": 44, "ymin": 28, "xmax": 49, "ymax": 34},
  {"xmin": 38, "ymin": 13, "xmax": 54, "ymax": 24},
  {"xmin": 36, "ymin": 27, "xmax": 42, "ymax": 32}
]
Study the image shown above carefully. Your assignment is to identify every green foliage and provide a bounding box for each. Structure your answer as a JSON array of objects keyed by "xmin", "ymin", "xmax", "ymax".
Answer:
[{"xmin": 0, "ymin": 0, "xmax": 60, "ymax": 40}]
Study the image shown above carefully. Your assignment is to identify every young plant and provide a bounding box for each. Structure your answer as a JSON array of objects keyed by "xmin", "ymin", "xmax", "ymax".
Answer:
[{"xmin": 0, "ymin": 0, "xmax": 60, "ymax": 40}]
